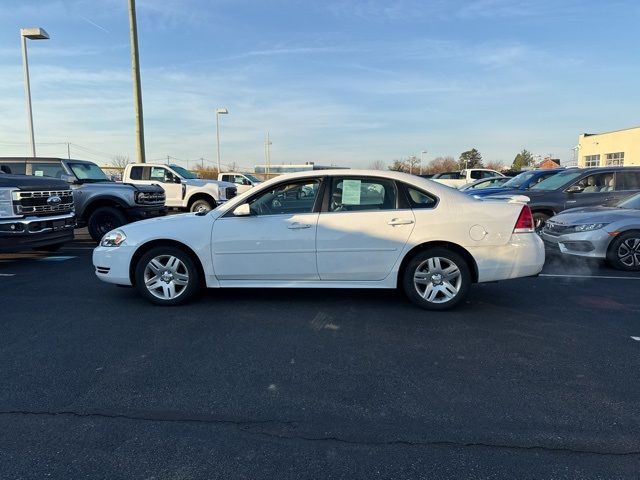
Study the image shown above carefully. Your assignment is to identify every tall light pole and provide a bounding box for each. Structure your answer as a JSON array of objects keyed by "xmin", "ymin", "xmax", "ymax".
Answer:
[
  {"xmin": 128, "ymin": 0, "xmax": 146, "ymax": 163},
  {"xmin": 420, "ymin": 150, "xmax": 427, "ymax": 175},
  {"xmin": 264, "ymin": 132, "xmax": 272, "ymax": 178},
  {"xmin": 20, "ymin": 27, "xmax": 49, "ymax": 158},
  {"xmin": 215, "ymin": 107, "xmax": 228, "ymax": 173}
]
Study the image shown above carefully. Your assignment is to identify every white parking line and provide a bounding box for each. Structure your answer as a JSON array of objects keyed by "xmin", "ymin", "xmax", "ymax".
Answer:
[
  {"xmin": 37, "ymin": 256, "xmax": 77, "ymax": 262},
  {"xmin": 631, "ymin": 337, "xmax": 640, "ymax": 342},
  {"xmin": 0, "ymin": 273, "xmax": 16, "ymax": 277},
  {"xmin": 540, "ymin": 273, "xmax": 640, "ymax": 280}
]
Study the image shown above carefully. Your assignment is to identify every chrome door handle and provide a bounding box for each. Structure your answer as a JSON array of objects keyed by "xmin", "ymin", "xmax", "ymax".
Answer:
[
  {"xmin": 566, "ymin": 200, "xmax": 577, "ymax": 204},
  {"xmin": 288, "ymin": 223, "xmax": 312, "ymax": 229},
  {"xmin": 387, "ymin": 218, "xmax": 415, "ymax": 226}
]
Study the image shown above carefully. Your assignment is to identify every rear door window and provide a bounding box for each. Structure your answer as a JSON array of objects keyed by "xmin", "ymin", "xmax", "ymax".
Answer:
[
  {"xmin": 616, "ymin": 171, "xmax": 640, "ymax": 191},
  {"xmin": 0, "ymin": 162, "xmax": 26, "ymax": 175}
]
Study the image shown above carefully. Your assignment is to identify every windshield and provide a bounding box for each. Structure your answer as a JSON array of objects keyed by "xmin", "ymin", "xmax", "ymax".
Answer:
[
  {"xmin": 531, "ymin": 171, "xmax": 582, "ymax": 191},
  {"xmin": 68, "ymin": 162, "xmax": 109, "ymax": 182},
  {"xmin": 170, "ymin": 165, "xmax": 198, "ymax": 179},
  {"xmin": 617, "ymin": 193, "xmax": 640, "ymax": 209},
  {"xmin": 503, "ymin": 171, "xmax": 537, "ymax": 189},
  {"xmin": 244, "ymin": 173, "xmax": 260, "ymax": 183}
]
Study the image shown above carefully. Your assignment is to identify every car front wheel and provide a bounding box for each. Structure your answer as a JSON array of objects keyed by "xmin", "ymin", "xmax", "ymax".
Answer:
[
  {"xmin": 402, "ymin": 248, "xmax": 472, "ymax": 311},
  {"xmin": 607, "ymin": 231, "xmax": 640, "ymax": 271},
  {"xmin": 134, "ymin": 246, "xmax": 202, "ymax": 305}
]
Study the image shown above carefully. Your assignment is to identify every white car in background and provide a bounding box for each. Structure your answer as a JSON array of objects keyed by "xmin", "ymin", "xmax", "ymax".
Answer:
[{"xmin": 93, "ymin": 170, "xmax": 544, "ymax": 311}]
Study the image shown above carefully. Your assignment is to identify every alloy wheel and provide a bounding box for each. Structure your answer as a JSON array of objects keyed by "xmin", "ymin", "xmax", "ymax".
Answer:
[
  {"xmin": 413, "ymin": 256, "xmax": 462, "ymax": 304},
  {"xmin": 617, "ymin": 237, "xmax": 640, "ymax": 267},
  {"xmin": 143, "ymin": 255, "xmax": 190, "ymax": 300}
]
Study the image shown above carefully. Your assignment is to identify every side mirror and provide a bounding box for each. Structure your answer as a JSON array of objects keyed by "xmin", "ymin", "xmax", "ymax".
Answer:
[
  {"xmin": 233, "ymin": 203, "xmax": 251, "ymax": 216},
  {"xmin": 566, "ymin": 185, "xmax": 584, "ymax": 194},
  {"xmin": 60, "ymin": 174, "xmax": 77, "ymax": 184}
]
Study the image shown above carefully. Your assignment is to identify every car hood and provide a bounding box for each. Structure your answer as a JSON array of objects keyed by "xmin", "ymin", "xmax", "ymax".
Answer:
[
  {"xmin": 0, "ymin": 173, "xmax": 70, "ymax": 191},
  {"xmin": 183, "ymin": 178, "xmax": 235, "ymax": 189},
  {"xmin": 81, "ymin": 181, "xmax": 164, "ymax": 193},
  {"xmin": 551, "ymin": 206, "xmax": 640, "ymax": 225}
]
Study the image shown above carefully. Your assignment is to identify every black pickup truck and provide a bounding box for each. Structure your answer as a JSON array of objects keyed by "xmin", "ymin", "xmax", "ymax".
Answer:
[{"xmin": 0, "ymin": 171, "xmax": 76, "ymax": 252}]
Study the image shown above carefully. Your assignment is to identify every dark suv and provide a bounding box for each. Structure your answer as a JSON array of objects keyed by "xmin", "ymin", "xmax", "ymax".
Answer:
[{"xmin": 488, "ymin": 167, "xmax": 640, "ymax": 230}]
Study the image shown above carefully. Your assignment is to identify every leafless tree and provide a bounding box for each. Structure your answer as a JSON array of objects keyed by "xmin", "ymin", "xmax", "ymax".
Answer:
[
  {"xmin": 425, "ymin": 156, "xmax": 458, "ymax": 174},
  {"xmin": 110, "ymin": 155, "xmax": 131, "ymax": 168},
  {"xmin": 485, "ymin": 160, "xmax": 505, "ymax": 172},
  {"xmin": 368, "ymin": 159, "xmax": 386, "ymax": 170}
]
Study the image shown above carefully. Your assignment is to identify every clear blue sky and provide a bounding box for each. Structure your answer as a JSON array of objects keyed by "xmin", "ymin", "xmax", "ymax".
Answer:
[{"xmin": 1, "ymin": 0, "xmax": 639, "ymax": 170}]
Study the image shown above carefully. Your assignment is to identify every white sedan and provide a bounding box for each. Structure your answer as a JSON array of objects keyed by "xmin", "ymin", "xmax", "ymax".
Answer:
[{"xmin": 93, "ymin": 170, "xmax": 545, "ymax": 310}]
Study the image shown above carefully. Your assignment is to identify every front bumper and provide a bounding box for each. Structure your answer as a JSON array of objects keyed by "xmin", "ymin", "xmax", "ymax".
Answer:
[
  {"xmin": 0, "ymin": 213, "xmax": 76, "ymax": 252},
  {"xmin": 540, "ymin": 229, "xmax": 611, "ymax": 259},
  {"xmin": 93, "ymin": 244, "xmax": 136, "ymax": 286},
  {"xmin": 125, "ymin": 205, "xmax": 168, "ymax": 221}
]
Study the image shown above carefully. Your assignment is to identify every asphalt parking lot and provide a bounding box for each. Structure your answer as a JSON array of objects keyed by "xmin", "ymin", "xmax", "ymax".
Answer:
[{"xmin": 1, "ymin": 235, "xmax": 640, "ymax": 479}]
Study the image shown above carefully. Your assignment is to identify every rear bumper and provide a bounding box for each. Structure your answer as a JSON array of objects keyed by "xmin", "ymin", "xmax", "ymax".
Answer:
[
  {"xmin": 471, "ymin": 233, "xmax": 545, "ymax": 282},
  {"xmin": 0, "ymin": 213, "xmax": 76, "ymax": 252}
]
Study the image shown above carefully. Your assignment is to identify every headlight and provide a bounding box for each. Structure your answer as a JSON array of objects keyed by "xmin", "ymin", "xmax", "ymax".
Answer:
[
  {"xmin": 572, "ymin": 223, "xmax": 609, "ymax": 232},
  {"xmin": 101, "ymin": 230, "xmax": 127, "ymax": 247},
  {"xmin": 0, "ymin": 188, "xmax": 17, "ymax": 218},
  {"xmin": 135, "ymin": 192, "xmax": 147, "ymax": 203}
]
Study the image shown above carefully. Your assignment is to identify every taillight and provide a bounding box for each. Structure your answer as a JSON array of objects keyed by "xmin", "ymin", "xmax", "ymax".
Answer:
[{"xmin": 513, "ymin": 205, "xmax": 534, "ymax": 233}]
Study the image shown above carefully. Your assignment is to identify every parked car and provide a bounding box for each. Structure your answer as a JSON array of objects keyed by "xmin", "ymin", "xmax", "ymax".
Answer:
[
  {"xmin": 123, "ymin": 163, "xmax": 237, "ymax": 213},
  {"xmin": 488, "ymin": 167, "xmax": 640, "ymax": 231},
  {"xmin": 218, "ymin": 172, "xmax": 261, "ymax": 194},
  {"xmin": 93, "ymin": 170, "xmax": 544, "ymax": 311},
  {"xmin": 464, "ymin": 169, "xmax": 564, "ymax": 197},
  {"xmin": 432, "ymin": 169, "xmax": 504, "ymax": 188},
  {"xmin": 458, "ymin": 176, "xmax": 511, "ymax": 191},
  {"xmin": 540, "ymin": 192, "xmax": 640, "ymax": 270},
  {"xmin": 0, "ymin": 158, "xmax": 167, "ymax": 242},
  {"xmin": 0, "ymin": 170, "xmax": 75, "ymax": 252}
]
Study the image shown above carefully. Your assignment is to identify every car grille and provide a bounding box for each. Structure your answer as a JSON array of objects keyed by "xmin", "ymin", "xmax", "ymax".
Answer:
[
  {"xmin": 543, "ymin": 221, "xmax": 573, "ymax": 237},
  {"xmin": 137, "ymin": 191, "xmax": 165, "ymax": 205},
  {"xmin": 225, "ymin": 187, "xmax": 237, "ymax": 199},
  {"xmin": 14, "ymin": 190, "xmax": 75, "ymax": 216}
]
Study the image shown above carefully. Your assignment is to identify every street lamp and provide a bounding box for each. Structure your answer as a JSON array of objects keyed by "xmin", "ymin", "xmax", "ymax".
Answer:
[
  {"xmin": 20, "ymin": 27, "xmax": 49, "ymax": 158},
  {"xmin": 215, "ymin": 107, "xmax": 229, "ymax": 173},
  {"xmin": 420, "ymin": 150, "xmax": 427, "ymax": 175}
]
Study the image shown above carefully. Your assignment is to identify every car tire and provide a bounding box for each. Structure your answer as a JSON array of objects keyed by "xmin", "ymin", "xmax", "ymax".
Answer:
[
  {"xmin": 134, "ymin": 246, "xmax": 202, "ymax": 306},
  {"xmin": 88, "ymin": 206, "xmax": 128, "ymax": 242},
  {"xmin": 189, "ymin": 198, "xmax": 215, "ymax": 213},
  {"xmin": 402, "ymin": 248, "xmax": 472, "ymax": 311},
  {"xmin": 606, "ymin": 231, "xmax": 640, "ymax": 271},
  {"xmin": 532, "ymin": 212, "xmax": 550, "ymax": 233}
]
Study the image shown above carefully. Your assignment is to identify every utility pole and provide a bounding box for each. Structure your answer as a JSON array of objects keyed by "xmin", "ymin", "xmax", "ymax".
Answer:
[
  {"xmin": 128, "ymin": 0, "xmax": 146, "ymax": 163},
  {"xmin": 420, "ymin": 150, "xmax": 427, "ymax": 175},
  {"xmin": 264, "ymin": 132, "xmax": 272, "ymax": 178},
  {"xmin": 67, "ymin": 142, "xmax": 71, "ymax": 159}
]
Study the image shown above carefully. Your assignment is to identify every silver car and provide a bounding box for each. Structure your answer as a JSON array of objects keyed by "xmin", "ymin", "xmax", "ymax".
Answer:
[{"xmin": 540, "ymin": 193, "xmax": 640, "ymax": 270}]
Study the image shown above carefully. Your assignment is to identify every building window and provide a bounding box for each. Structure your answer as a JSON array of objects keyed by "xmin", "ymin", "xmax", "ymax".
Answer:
[
  {"xmin": 605, "ymin": 152, "xmax": 624, "ymax": 166},
  {"xmin": 584, "ymin": 155, "xmax": 600, "ymax": 167}
]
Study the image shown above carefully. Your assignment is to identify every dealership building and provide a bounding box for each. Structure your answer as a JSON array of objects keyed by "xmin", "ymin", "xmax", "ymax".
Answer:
[{"xmin": 578, "ymin": 126, "xmax": 640, "ymax": 167}]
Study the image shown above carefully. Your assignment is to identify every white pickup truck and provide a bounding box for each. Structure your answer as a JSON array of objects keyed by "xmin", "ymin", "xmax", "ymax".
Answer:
[
  {"xmin": 217, "ymin": 172, "xmax": 262, "ymax": 194},
  {"xmin": 122, "ymin": 163, "xmax": 237, "ymax": 213},
  {"xmin": 431, "ymin": 168, "xmax": 504, "ymax": 188}
]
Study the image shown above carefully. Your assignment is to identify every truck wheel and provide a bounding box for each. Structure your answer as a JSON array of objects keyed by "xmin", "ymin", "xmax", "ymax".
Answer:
[
  {"xmin": 88, "ymin": 206, "xmax": 127, "ymax": 242},
  {"xmin": 134, "ymin": 246, "xmax": 202, "ymax": 305},
  {"xmin": 190, "ymin": 198, "xmax": 215, "ymax": 213}
]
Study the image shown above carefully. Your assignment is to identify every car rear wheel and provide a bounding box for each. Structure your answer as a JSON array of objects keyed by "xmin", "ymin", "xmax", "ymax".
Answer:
[
  {"xmin": 88, "ymin": 206, "xmax": 127, "ymax": 242},
  {"xmin": 402, "ymin": 248, "xmax": 472, "ymax": 311},
  {"xmin": 134, "ymin": 246, "xmax": 202, "ymax": 305},
  {"xmin": 606, "ymin": 231, "xmax": 640, "ymax": 271}
]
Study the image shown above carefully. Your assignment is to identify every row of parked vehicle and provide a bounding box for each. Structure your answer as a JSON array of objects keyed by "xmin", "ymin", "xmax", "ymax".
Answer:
[
  {"xmin": 449, "ymin": 166, "xmax": 640, "ymax": 271},
  {"xmin": 0, "ymin": 157, "xmax": 259, "ymax": 252}
]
